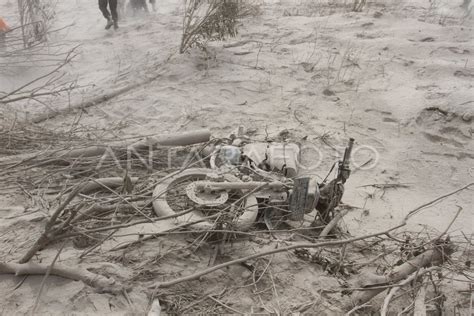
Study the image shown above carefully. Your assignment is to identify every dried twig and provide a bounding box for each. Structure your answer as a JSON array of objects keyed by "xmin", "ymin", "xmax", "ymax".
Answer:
[
  {"xmin": 0, "ymin": 47, "xmax": 78, "ymax": 103},
  {"xmin": 19, "ymin": 178, "xmax": 136, "ymax": 263},
  {"xmin": 19, "ymin": 183, "xmax": 84, "ymax": 263},
  {"xmin": 406, "ymin": 183, "xmax": 473, "ymax": 219},
  {"xmin": 207, "ymin": 294, "xmax": 244, "ymax": 314},
  {"xmin": 358, "ymin": 183, "xmax": 412, "ymax": 189}
]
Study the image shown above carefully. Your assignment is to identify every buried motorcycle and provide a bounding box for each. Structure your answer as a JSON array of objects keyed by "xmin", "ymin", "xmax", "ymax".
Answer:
[{"xmin": 152, "ymin": 135, "xmax": 354, "ymax": 233}]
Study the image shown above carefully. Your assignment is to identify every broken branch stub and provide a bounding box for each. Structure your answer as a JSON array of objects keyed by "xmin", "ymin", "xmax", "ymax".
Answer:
[
  {"xmin": 0, "ymin": 262, "xmax": 121, "ymax": 294},
  {"xmin": 130, "ymin": 129, "xmax": 212, "ymax": 149},
  {"xmin": 345, "ymin": 241, "xmax": 453, "ymax": 310},
  {"xmin": 57, "ymin": 129, "xmax": 212, "ymax": 159}
]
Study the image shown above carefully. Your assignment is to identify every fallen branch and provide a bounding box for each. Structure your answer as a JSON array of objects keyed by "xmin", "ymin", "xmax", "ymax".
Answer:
[
  {"xmin": 150, "ymin": 221, "xmax": 407, "ymax": 289},
  {"xmin": 0, "ymin": 129, "xmax": 211, "ymax": 167},
  {"xmin": 380, "ymin": 267, "xmax": 437, "ymax": 316},
  {"xmin": 413, "ymin": 282, "xmax": 428, "ymax": 316},
  {"xmin": 71, "ymin": 203, "xmax": 146, "ymax": 224},
  {"xmin": 60, "ymin": 207, "xmax": 196, "ymax": 238},
  {"xmin": 0, "ymin": 262, "xmax": 121, "ymax": 293},
  {"xmin": 358, "ymin": 183, "xmax": 411, "ymax": 189},
  {"xmin": 150, "ymin": 182, "xmax": 472, "ymax": 290},
  {"xmin": 30, "ymin": 83, "xmax": 139, "ymax": 123},
  {"xmin": 19, "ymin": 177, "xmax": 137, "ymax": 263},
  {"xmin": 320, "ymin": 209, "xmax": 349, "ymax": 238},
  {"xmin": 80, "ymin": 177, "xmax": 139, "ymax": 194},
  {"xmin": 30, "ymin": 54, "xmax": 176, "ymax": 123},
  {"xmin": 347, "ymin": 243, "xmax": 452, "ymax": 310},
  {"xmin": 346, "ymin": 201, "xmax": 464, "ymax": 311},
  {"xmin": 34, "ymin": 130, "xmax": 210, "ymax": 160},
  {"xmin": 1, "ymin": 85, "xmax": 76, "ymax": 104}
]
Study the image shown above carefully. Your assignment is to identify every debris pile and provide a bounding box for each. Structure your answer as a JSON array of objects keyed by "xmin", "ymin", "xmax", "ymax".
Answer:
[{"xmin": 0, "ymin": 122, "xmax": 472, "ymax": 315}]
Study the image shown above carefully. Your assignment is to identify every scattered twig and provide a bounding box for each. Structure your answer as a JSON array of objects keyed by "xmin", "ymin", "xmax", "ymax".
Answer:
[
  {"xmin": 0, "ymin": 47, "xmax": 77, "ymax": 102},
  {"xmin": 433, "ymin": 205, "xmax": 463, "ymax": 241},
  {"xmin": 18, "ymin": 183, "xmax": 84, "ymax": 263},
  {"xmin": 406, "ymin": 183, "xmax": 473, "ymax": 219},
  {"xmin": 207, "ymin": 295, "xmax": 244, "ymax": 314},
  {"xmin": 358, "ymin": 183, "xmax": 412, "ymax": 189},
  {"xmin": 151, "ymin": 222, "xmax": 407, "ymax": 289},
  {"xmin": 19, "ymin": 178, "xmax": 137, "ymax": 263}
]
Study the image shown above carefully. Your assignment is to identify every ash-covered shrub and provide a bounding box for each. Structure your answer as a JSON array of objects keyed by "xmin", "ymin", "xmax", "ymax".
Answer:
[{"xmin": 180, "ymin": 0, "xmax": 260, "ymax": 53}]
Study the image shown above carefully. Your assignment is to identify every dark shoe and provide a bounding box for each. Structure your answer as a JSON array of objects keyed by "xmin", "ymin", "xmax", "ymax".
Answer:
[
  {"xmin": 105, "ymin": 18, "xmax": 114, "ymax": 30},
  {"xmin": 113, "ymin": 20, "xmax": 119, "ymax": 30}
]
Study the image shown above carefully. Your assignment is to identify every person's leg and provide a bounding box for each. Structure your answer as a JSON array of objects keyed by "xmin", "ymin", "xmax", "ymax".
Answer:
[
  {"xmin": 100, "ymin": 0, "xmax": 114, "ymax": 29},
  {"xmin": 109, "ymin": 0, "xmax": 118, "ymax": 22},
  {"xmin": 98, "ymin": 0, "xmax": 111, "ymax": 20}
]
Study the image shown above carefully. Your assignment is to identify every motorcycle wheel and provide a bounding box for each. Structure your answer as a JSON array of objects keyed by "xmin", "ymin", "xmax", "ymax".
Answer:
[{"xmin": 152, "ymin": 168, "xmax": 258, "ymax": 230}]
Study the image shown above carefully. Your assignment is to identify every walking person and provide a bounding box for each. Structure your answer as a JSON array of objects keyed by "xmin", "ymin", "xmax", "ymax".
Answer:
[{"xmin": 98, "ymin": 0, "xmax": 119, "ymax": 30}]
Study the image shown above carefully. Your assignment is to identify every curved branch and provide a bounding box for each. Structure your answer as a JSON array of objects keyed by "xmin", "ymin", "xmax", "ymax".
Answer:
[{"xmin": 0, "ymin": 262, "xmax": 121, "ymax": 294}]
